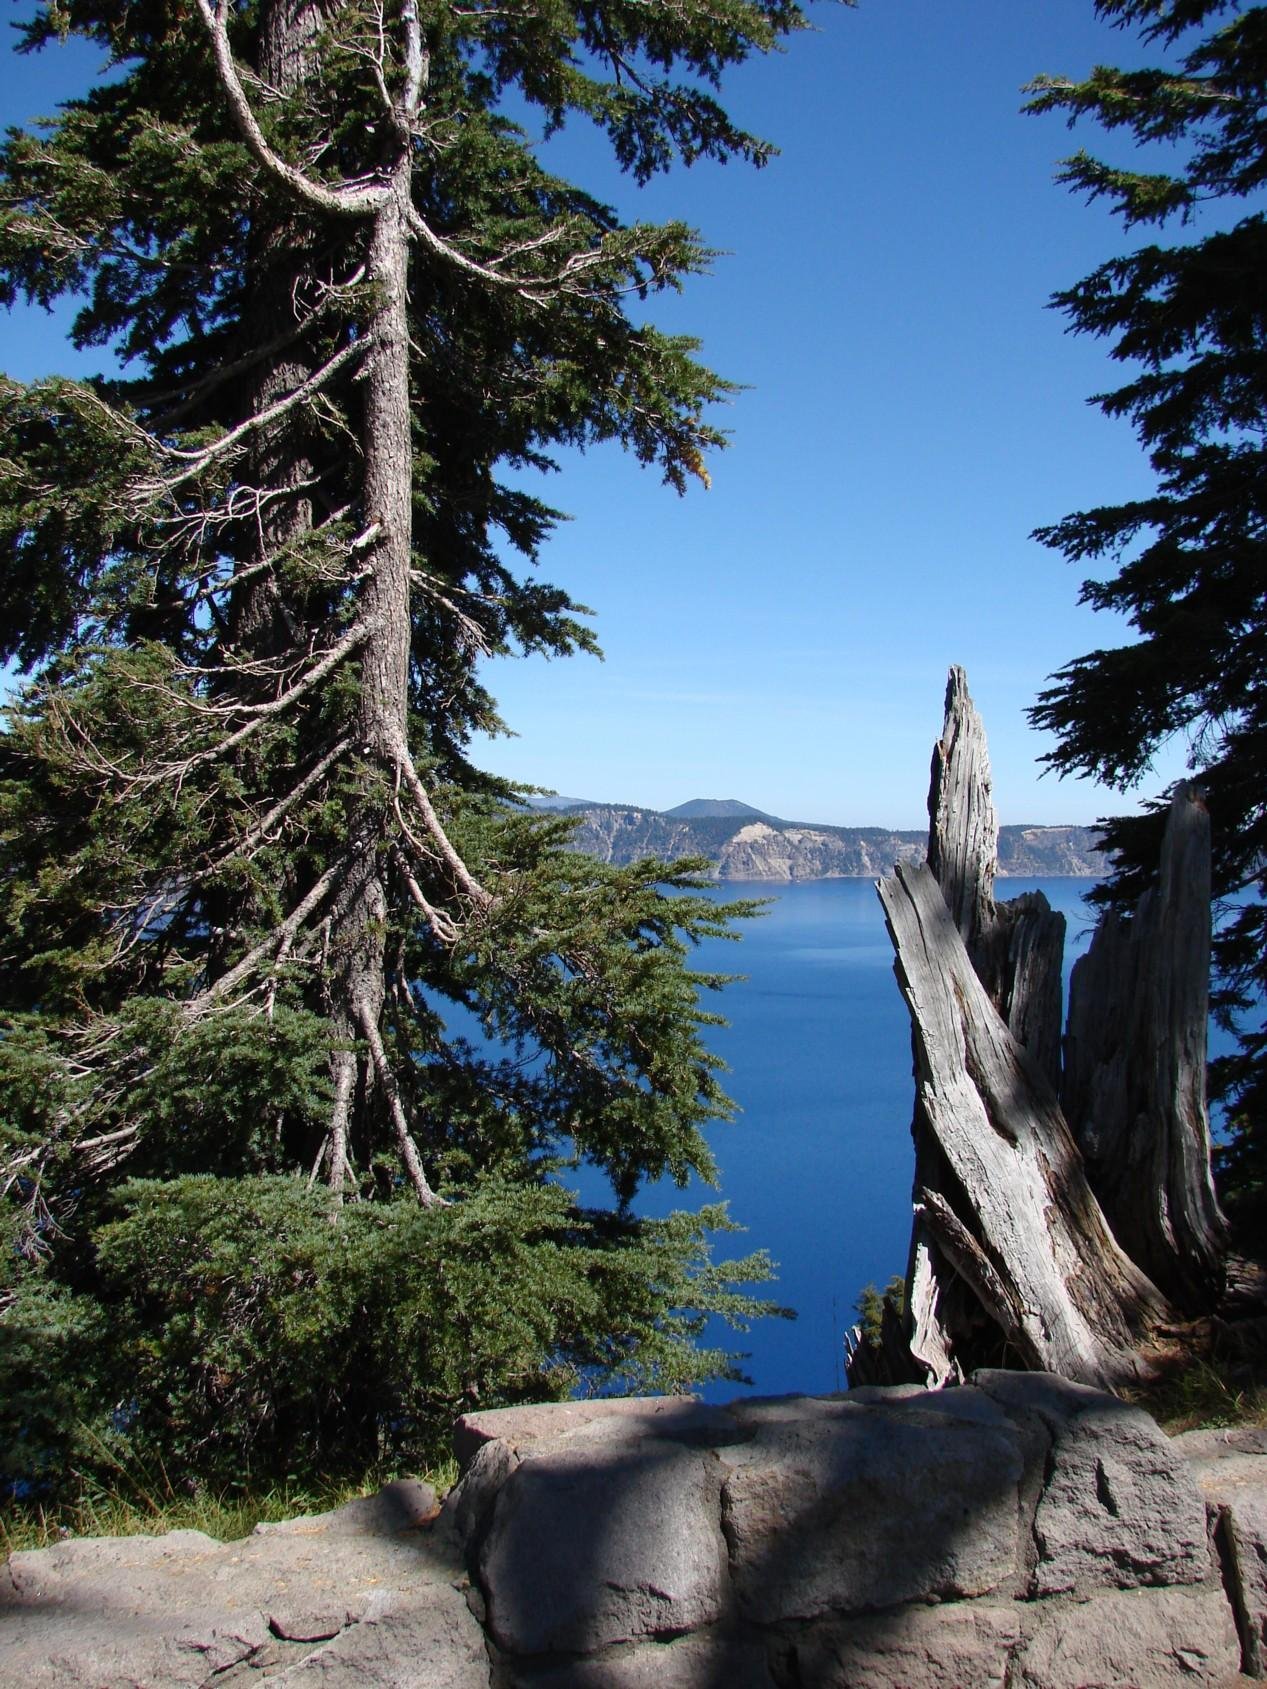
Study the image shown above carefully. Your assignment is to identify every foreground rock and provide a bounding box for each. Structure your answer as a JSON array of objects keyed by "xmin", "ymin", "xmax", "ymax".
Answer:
[
  {"xmin": 5, "ymin": 1379, "xmax": 1265, "ymax": 1687},
  {"xmin": 0, "ymin": 1480, "xmax": 487, "ymax": 1687},
  {"xmin": 446, "ymin": 1376, "xmax": 1251, "ymax": 1688}
]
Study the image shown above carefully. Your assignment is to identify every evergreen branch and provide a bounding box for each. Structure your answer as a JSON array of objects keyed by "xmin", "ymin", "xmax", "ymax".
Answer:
[
  {"xmin": 162, "ymin": 620, "xmax": 370, "ymax": 778},
  {"xmin": 390, "ymin": 840, "xmax": 461, "ymax": 944},
  {"xmin": 142, "ymin": 272, "xmax": 367, "ymax": 429},
  {"xmin": 152, "ymin": 336, "xmax": 367, "ymax": 479},
  {"xmin": 92, "ymin": 736, "xmax": 355, "ymax": 961},
  {"xmin": 393, "ymin": 741, "xmax": 492, "ymax": 910},
  {"xmin": 46, "ymin": 624, "xmax": 371, "ymax": 794},
  {"xmin": 209, "ymin": 737, "xmax": 353, "ymax": 868},
  {"xmin": 159, "ymin": 478, "xmax": 324, "ymax": 554},
  {"xmin": 409, "ymin": 567, "xmax": 494, "ymax": 654},
  {"xmin": 404, "ymin": 201, "xmax": 611, "ymax": 297}
]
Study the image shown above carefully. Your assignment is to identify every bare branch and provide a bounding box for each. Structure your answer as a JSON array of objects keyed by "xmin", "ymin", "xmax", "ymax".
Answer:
[
  {"xmin": 154, "ymin": 336, "xmax": 367, "ymax": 480},
  {"xmin": 401, "ymin": 0, "xmax": 429, "ymax": 121},
  {"xmin": 185, "ymin": 857, "xmax": 345, "ymax": 1016},
  {"xmin": 393, "ymin": 741, "xmax": 491, "ymax": 909},
  {"xmin": 211, "ymin": 736, "xmax": 352, "ymax": 869},
  {"xmin": 161, "ymin": 620, "xmax": 370, "ymax": 782},
  {"xmin": 391, "ymin": 841, "xmax": 460, "ymax": 944},
  {"xmin": 354, "ymin": 997, "xmax": 442, "ymax": 1205}
]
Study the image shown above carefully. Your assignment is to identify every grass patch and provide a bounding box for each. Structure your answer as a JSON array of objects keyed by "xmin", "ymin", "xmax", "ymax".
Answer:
[
  {"xmin": 1133, "ymin": 1354, "xmax": 1267, "ymax": 1436},
  {"xmin": 2, "ymin": 1455, "xmax": 460, "ymax": 1557}
]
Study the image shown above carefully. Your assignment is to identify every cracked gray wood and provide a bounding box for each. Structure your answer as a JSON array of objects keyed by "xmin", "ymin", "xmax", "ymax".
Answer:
[
  {"xmin": 878, "ymin": 857, "xmax": 1168, "ymax": 1388},
  {"xmin": 1062, "ymin": 782, "xmax": 1228, "ymax": 1308}
]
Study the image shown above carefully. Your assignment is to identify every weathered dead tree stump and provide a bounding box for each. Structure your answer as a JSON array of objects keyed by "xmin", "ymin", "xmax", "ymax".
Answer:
[
  {"xmin": 879, "ymin": 857, "xmax": 1169, "ymax": 1388},
  {"xmin": 1063, "ymin": 783, "xmax": 1228, "ymax": 1310},
  {"xmin": 846, "ymin": 667, "xmax": 1216, "ymax": 1391},
  {"xmin": 928, "ymin": 667, "xmax": 1066, "ymax": 1090}
]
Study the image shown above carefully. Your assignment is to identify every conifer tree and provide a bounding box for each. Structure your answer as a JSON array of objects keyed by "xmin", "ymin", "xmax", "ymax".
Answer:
[
  {"xmin": 0, "ymin": 0, "xmax": 805, "ymax": 1492},
  {"xmin": 1027, "ymin": 0, "xmax": 1267, "ymax": 1241}
]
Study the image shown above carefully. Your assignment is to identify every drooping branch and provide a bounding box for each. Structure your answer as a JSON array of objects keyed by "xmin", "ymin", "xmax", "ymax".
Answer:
[
  {"xmin": 394, "ymin": 741, "xmax": 491, "ymax": 909},
  {"xmin": 151, "ymin": 620, "xmax": 370, "ymax": 785},
  {"xmin": 150, "ymin": 336, "xmax": 367, "ymax": 484},
  {"xmin": 185, "ymin": 856, "xmax": 345, "ymax": 1016}
]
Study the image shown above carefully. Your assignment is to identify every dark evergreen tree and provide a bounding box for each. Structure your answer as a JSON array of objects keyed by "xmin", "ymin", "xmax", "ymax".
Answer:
[
  {"xmin": 0, "ymin": 0, "xmax": 805, "ymax": 1494},
  {"xmin": 1027, "ymin": 0, "xmax": 1267, "ymax": 1244}
]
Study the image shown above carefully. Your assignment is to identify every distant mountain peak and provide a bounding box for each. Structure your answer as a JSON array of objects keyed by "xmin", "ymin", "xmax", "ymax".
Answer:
[{"xmin": 665, "ymin": 798, "xmax": 778, "ymax": 821}]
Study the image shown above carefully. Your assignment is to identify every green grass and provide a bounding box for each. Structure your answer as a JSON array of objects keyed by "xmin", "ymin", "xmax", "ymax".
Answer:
[
  {"xmin": 1132, "ymin": 1355, "xmax": 1267, "ymax": 1436},
  {"xmin": 1, "ymin": 1455, "xmax": 461, "ymax": 1557}
]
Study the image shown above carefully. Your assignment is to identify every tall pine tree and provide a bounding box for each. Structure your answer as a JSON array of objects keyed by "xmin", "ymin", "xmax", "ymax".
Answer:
[
  {"xmin": 0, "ymin": 0, "xmax": 806, "ymax": 1493},
  {"xmin": 1027, "ymin": 0, "xmax": 1267, "ymax": 1244}
]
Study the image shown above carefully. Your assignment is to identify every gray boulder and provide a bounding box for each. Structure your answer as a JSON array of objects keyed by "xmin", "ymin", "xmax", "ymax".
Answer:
[
  {"xmin": 501, "ymin": 1630, "xmax": 777, "ymax": 1689},
  {"xmin": 789, "ymin": 1599, "xmax": 1024, "ymax": 1689},
  {"xmin": 7, "ymin": 1378, "xmax": 1262, "ymax": 1689},
  {"xmin": 1016, "ymin": 1585, "xmax": 1241, "ymax": 1687},
  {"xmin": 477, "ymin": 1435, "xmax": 728, "ymax": 1654},
  {"xmin": 974, "ymin": 1370, "xmax": 1213, "ymax": 1596},
  {"xmin": 719, "ymin": 1391, "xmax": 1026, "ymax": 1623},
  {"xmin": 1176, "ymin": 1424, "xmax": 1267, "ymax": 1676}
]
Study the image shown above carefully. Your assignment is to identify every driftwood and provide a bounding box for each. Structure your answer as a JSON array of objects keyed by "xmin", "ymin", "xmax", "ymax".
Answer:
[
  {"xmin": 848, "ymin": 666, "xmax": 1202, "ymax": 1391},
  {"xmin": 1063, "ymin": 784, "xmax": 1228, "ymax": 1309}
]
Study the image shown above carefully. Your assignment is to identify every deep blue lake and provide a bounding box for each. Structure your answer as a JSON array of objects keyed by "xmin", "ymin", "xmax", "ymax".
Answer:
[{"xmin": 596, "ymin": 874, "xmax": 1234, "ymax": 1403}]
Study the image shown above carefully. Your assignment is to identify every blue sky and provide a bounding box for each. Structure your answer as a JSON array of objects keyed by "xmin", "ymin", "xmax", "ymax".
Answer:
[{"xmin": 1, "ymin": 0, "xmax": 1200, "ymax": 826}]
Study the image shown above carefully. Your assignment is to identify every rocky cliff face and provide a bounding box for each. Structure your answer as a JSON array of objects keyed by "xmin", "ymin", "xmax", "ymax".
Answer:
[{"xmin": 561, "ymin": 806, "xmax": 1103, "ymax": 881}]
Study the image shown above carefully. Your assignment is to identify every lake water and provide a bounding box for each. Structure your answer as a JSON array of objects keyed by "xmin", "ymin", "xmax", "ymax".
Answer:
[{"xmin": 614, "ymin": 877, "xmax": 1121, "ymax": 1401}]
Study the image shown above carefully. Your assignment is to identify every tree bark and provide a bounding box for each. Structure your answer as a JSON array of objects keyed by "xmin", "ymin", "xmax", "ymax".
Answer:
[
  {"xmin": 232, "ymin": 0, "xmax": 322, "ymax": 659},
  {"xmin": 1063, "ymin": 782, "xmax": 1228, "ymax": 1307},
  {"xmin": 929, "ymin": 667, "xmax": 1066, "ymax": 1088}
]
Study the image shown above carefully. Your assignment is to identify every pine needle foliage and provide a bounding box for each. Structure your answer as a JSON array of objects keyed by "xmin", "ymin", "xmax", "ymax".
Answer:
[
  {"xmin": 0, "ymin": 0, "xmax": 809, "ymax": 1497},
  {"xmin": 1027, "ymin": 0, "xmax": 1267, "ymax": 1244}
]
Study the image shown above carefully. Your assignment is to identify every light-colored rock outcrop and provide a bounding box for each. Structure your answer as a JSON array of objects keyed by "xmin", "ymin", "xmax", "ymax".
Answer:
[{"xmin": 5, "ymin": 1380, "xmax": 1265, "ymax": 1687}]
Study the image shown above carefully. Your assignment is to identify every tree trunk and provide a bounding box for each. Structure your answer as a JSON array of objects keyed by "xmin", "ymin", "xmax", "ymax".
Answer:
[
  {"xmin": 1063, "ymin": 783, "xmax": 1228, "ymax": 1307},
  {"xmin": 322, "ymin": 183, "xmax": 440, "ymax": 1205},
  {"xmin": 233, "ymin": 0, "xmax": 322, "ymax": 659}
]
